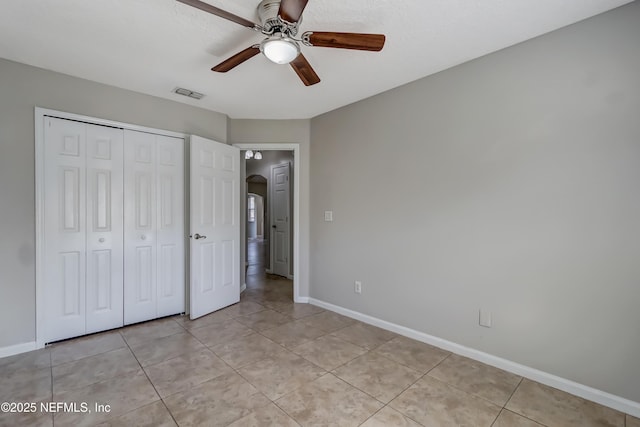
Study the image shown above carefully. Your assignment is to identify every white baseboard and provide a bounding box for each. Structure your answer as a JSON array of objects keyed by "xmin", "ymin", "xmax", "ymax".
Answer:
[
  {"xmin": 0, "ymin": 341, "xmax": 38, "ymax": 359},
  {"xmin": 240, "ymin": 283, "xmax": 247, "ymax": 293},
  {"xmin": 265, "ymin": 269, "xmax": 273, "ymax": 274},
  {"xmin": 287, "ymin": 274, "xmax": 294, "ymax": 280},
  {"xmin": 308, "ymin": 298, "xmax": 640, "ymax": 418},
  {"xmin": 294, "ymin": 296, "xmax": 309, "ymax": 304}
]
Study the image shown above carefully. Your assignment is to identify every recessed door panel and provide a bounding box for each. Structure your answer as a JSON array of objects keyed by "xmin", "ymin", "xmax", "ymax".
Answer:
[
  {"xmin": 200, "ymin": 242, "xmax": 215, "ymax": 293},
  {"xmin": 159, "ymin": 175, "xmax": 173, "ymax": 229},
  {"xmin": 275, "ymin": 231, "xmax": 287, "ymax": 263},
  {"xmin": 135, "ymin": 144, "xmax": 153, "ymax": 163},
  {"xmin": 200, "ymin": 176, "xmax": 215, "ymax": 227},
  {"xmin": 159, "ymin": 145, "xmax": 176, "ymax": 166},
  {"xmin": 222, "ymin": 154, "xmax": 234, "ymax": 172},
  {"xmin": 91, "ymin": 249, "xmax": 112, "ymax": 310},
  {"xmin": 136, "ymin": 246, "xmax": 154, "ymax": 302},
  {"xmin": 92, "ymin": 170, "xmax": 111, "ymax": 231},
  {"xmin": 60, "ymin": 167, "xmax": 80, "ymax": 232},
  {"xmin": 92, "ymin": 139, "xmax": 112, "ymax": 160},
  {"xmin": 221, "ymin": 179, "xmax": 233, "ymax": 226},
  {"xmin": 200, "ymin": 149, "xmax": 214, "ymax": 168},
  {"xmin": 159, "ymin": 245, "xmax": 176, "ymax": 297},
  {"xmin": 222, "ymin": 240, "xmax": 233, "ymax": 287},
  {"xmin": 61, "ymin": 251, "xmax": 82, "ymax": 316},
  {"xmin": 61, "ymin": 135, "xmax": 80, "ymax": 157},
  {"xmin": 136, "ymin": 172, "xmax": 153, "ymax": 229}
]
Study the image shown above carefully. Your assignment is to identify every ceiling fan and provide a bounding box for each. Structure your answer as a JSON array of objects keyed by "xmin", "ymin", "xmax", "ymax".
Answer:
[{"xmin": 177, "ymin": 0, "xmax": 386, "ymax": 86}]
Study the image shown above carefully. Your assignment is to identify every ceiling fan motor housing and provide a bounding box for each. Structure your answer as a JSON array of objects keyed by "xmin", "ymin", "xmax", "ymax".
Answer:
[{"xmin": 258, "ymin": 0, "xmax": 300, "ymax": 35}]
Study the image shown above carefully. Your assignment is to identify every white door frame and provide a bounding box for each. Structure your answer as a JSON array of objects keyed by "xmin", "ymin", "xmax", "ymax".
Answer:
[
  {"xmin": 35, "ymin": 107, "xmax": 188, "ymax": 349},
  {"xmin": 234, "ymin": 143, "xmax": 301, "ymax": 303}
]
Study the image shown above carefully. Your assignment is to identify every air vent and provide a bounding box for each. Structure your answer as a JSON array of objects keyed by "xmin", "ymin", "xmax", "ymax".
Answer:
[{"xmin": 174, "ymin": 87, "xmax": 205, "ymax": 100}]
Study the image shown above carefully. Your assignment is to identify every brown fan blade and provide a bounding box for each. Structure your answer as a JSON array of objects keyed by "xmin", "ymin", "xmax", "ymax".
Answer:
[
  {"xmin": 177, "ymin": 0, "xmax": 258, "ymax": 29},
  {"xmin": 278, "ymin": 0, "xmax": 309, "ymax": 24},
  {"xmin": 212, "ymin": 46, "xmax": 260, "ymax": 72},
  {"xmin": 290, "ymin": 54, "xmax": 320, "ymax": 86},
  {"xmin": 304, "ymin": 32, "xmax": 386, "ymax": 51}
]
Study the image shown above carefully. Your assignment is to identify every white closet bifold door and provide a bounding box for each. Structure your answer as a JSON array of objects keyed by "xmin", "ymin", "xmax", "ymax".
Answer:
[
  {"xmin": 85, "ymin": 124, "xmax": 125, "ymax": 334},
  {"xmin": 43, "ymin": 117, "xmax": 124, "ymax": 343},
  {"xmin": 155, "ymin": 135, "xmax": 185, "ymax": 318},
  {"xmin": 124, "ymin": 130, "xmax": 184, "ymax": 325}
]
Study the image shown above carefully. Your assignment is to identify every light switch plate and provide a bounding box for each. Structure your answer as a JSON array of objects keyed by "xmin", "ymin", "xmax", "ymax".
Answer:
[
  {"xmin": 354, "ymin": 281, "xmax": 362, "ymax": 294},
  {"xmin": 324, "ymin": 211, "xmax": 333, "ymax": 222}
]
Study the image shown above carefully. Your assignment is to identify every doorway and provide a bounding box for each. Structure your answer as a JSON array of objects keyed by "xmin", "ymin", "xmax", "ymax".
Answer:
[
  {"xmin": 236, "ymin": 145, "xmax": 301, "ymax": 302},
  {"xmin": 246, "ymin": 191, "xmax": 267, "ymax": 279},
  {"xmin": 247, "ymin": 193, "xmax": 265, "ymax": 240}
]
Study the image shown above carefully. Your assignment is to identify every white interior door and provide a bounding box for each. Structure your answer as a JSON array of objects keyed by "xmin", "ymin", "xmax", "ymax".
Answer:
[
  {"xmin": 271, "ymin": 162, "xmax": 290, "ymax": 277},
  {"xmin": 190, "ymin": 135, "xmax": 240, "ymax": 319}
]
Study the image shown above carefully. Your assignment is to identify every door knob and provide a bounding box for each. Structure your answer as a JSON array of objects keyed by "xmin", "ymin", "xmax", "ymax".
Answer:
[
  {"xmin": 192, "ymin": 233, "xmax": 207, "ymax": 240},
  {"xmin": 272, "ymin": 225, "xmax": 276, "ymax": 229}
]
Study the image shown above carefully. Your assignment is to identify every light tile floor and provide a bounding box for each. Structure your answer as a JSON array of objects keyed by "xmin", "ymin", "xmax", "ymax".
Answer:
[{"xmin": 1, "ymin": 274, "xmax": 638, "ymax": 426}]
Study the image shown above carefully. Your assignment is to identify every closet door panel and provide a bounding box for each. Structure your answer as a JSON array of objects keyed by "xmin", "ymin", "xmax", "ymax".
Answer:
[
  {"xmin": 156, "ymin": 136, "xmax": 185, "ymax": 317},
  {"xmin": 85, "ymin": 124, "xmax": 124, "ymax": 333},
  {"xmin": 44, "ymin": 117, "xmax": 87, "ymax": 342},
  {"xmin": 124, "ymin": 130, "xmax": 157, "ymax": 324}
]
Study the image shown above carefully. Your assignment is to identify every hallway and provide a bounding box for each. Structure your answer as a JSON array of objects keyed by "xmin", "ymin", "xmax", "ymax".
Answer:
[
  {"xmin": 246, "ymin": 238, "xmax": 267, "ymax": 278},
  {"xmin": 245, "ymin": 237, "xmax": 293, "ymax": 303}
]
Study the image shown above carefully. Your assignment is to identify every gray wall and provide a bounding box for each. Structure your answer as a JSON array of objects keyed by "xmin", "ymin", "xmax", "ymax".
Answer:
[
  {"xmin": 0, "ymin": 58, "xmax": 227, "ymax": 348},
  {"xmin": 228, "ymin": 119, "xmax": 311, "ymax": 298},
  {"xmin": 310, "ymin": 2, "xmax": 640, "ymax": 403}
]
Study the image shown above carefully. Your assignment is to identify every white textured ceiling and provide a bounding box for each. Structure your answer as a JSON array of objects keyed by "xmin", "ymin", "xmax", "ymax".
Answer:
[{"xmin": 0, "ymin": 0, "xmax": 632, "ymax": 119}]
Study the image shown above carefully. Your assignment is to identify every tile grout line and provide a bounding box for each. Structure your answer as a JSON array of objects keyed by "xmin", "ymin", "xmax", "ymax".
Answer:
[
  {"xmin": 190, "ymin": 301, "xmax": 309, "ymax": 425},
  {"xmin": 119, "ymin": 329, "xmax": 181, "ymax": 427},
  {"xmin": 356, "ymin": 405, "xmax": 385, "ymax": 427},
  {"xmin": 176, "ymin": 316, "xmax": 280, "ymax": 423},
  {"xmin": 49, "ymin": 348, "xmax": 55, "ymax": 426},
  {"xmin": 374, "ymin": 352, "xmax": 453, "ymax": 424},
  {"xmin": 489, "ymin": 408, "xmax": 505, "ymax": 427},
  {"xmin": 186, "ymin": 301, "xmax": 370, "ymax": 424},
  {"xmin": 231, "ymin": 310, "xmax": 441, "ymax": 425},
  {"xmin": 502, "ymin": 376, "xmax": 524, "ymax": 410},
  {"xmin": 418, "ymin": 353, "xmax": 532, "ymax": 412},
  {"xmin": 499, "ymin": 377, "xmax": 553, "ymax": 426}
]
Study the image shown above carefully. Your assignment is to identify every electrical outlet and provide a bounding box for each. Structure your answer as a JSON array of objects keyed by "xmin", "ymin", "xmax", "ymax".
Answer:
[
  {"xmin": 479, "ymin": 309, "xmax": 492, "ymax": 328},
  {"xmin": 354, "ymin": 281, "xmax": 362, "ymax": 294}
]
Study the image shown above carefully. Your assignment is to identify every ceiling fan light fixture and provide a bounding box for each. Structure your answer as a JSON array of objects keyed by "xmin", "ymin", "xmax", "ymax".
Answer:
[{"xmin": 260, "ymin": 36, "xmax": 300, "ymax": 64}]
